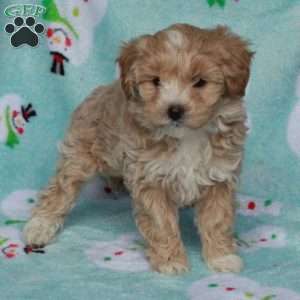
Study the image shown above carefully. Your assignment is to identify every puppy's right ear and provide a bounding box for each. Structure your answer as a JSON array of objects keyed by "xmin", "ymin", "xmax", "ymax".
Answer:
[
  {"xmin": 117, "ymin": 41, "xmax": 137, "ymax": 98},
  {"xmin": 117, "ymin": 35, "xmax": 152, "ymax": 99}
]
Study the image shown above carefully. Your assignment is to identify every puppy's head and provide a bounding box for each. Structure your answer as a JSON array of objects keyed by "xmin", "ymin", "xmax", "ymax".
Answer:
[{"xmin": 117, "ymin": 24, "xmax": 253, "ymax": 137}]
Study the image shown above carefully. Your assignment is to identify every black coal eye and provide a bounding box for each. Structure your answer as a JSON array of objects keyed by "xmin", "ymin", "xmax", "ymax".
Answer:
[
  {"xmin": 193, "ymin": 78, "xmax": 207, "ymax": 88},
  {"xmin": 152, "ymin": 77, "xmax": 160, "ymax": 86}
]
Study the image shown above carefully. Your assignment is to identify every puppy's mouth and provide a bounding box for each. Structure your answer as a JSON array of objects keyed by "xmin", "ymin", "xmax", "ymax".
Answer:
[
  {"xmin": 152, "ymin": 114, "xmax": 209, "ymax": 139},
  {"xmin": 153, "ymin": 120, "xmax": 191, "ymax": 140},
  {"xmin": 171, "ymin": 120, "xmax": 183, "ymax": 128}
]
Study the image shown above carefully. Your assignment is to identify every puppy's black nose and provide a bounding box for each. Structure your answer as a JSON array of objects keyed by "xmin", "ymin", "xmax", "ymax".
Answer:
[{"xmin": 167, "ymin": 105, "xmax": 184, "ymax": 121}]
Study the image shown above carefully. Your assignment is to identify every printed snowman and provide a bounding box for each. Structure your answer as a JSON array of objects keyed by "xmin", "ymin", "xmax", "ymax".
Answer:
[
  {"xmin": 287, "ymin": 74, "xmax": 300, "ymax": 157},
  {"xmin": 236, "ymin": 194, "xmax": 282, "ymax": 217},
  {"xmin": 0, "ymin": 94, "xmax": 37, "ymax": 148},
  {"xmin": 46, "ymin": 23, "xmax": 73, "ymax": 75},
  {"xmin": 43, "ymin": 0, "xmax": 108, "ymax": 75},
  {"xmin": 86, "ymin": 233, "xmax": 150, "ymax": 272},
  {"xmin": 0, "ymin": 227, "xmax": 25, "ymax": 259},
  {"xmin": 235, "ymin": 225, "xmax": 287, "ymax": 252},
  {"xmin": 188, "ymin": 274, "xmax": 300, "ymax": 300},
  {"xmin": 1, "ymin": 190, "xmax": 38, "ymax": 225}
]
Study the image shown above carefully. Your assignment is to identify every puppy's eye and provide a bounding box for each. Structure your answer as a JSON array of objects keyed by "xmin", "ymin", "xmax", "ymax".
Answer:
[
  {"xmin": 152, "ymin": 77, "xmax": 160, "ymax": 86},
  {"xmin": 193, "ymin": 79, "xmax": 207, "ymax": 88}
]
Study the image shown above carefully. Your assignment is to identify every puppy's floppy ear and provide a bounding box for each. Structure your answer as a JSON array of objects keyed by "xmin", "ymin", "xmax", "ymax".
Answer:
[
  {"xmin": 212, "ymin": 26, "xmax": 254, "ymax": 98},
  {"xmin": 117, "ymin": 35, "xmax": 152, "ymax": 99},
  {"xmin": 117, "ymin": 41, "xmax": 138, "ymax": 99}
]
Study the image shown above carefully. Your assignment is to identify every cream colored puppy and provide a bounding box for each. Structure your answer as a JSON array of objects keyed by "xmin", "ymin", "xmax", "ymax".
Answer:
[{"xmin": 24, "ymin": 23, "xmax": 253, "ymax": 275}]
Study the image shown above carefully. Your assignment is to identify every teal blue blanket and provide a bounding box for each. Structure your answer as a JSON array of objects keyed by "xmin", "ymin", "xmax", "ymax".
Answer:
[{"xmin": 1, "ymin": 0, "xmax": 300, "ymax": 299}]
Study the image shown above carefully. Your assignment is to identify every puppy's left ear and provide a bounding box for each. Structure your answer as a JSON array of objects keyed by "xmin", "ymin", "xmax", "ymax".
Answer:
[
  {"xmin": 117, "ymin": 35, "xmax": 152, "ymax": 99},
  {"xmin": 213, "ymin": 26, "xmax": 254, "ymax": 98}
]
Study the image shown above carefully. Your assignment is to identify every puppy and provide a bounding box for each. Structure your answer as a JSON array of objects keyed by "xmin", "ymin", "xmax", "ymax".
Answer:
[{"xmin": 23, "ymin": 23, "xmax": 253, "ymax": 274}]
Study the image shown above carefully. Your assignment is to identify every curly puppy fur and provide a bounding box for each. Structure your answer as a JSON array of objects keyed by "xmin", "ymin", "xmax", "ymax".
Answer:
[{"xmin": 23, "ymin": 24, "xmax": 253, "ymax": 274}]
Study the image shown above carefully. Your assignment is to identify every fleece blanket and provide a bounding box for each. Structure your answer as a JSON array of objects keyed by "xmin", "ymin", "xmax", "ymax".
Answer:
[{"xmin": 0, "ymin": 0, "xmax": 300, "ymax": 299}]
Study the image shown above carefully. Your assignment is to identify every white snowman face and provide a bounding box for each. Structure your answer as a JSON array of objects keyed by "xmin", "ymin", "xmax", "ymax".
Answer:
[
  {"xmin": 86, "ymin": 234, "xmax": 150, "ymax": 272},
  {"xmin": 236, "ymin": 225, "xmax": 287, "ymax": 252},
  {"xmin": 46, "ymin": 25, "xmax": 73, "ymax": 58},
  {"xmin": 57, "ymin": 0, "xmax": 108, "ymax": 29},
  {"xmin": 188, "ymin": 274, "xmax": 300, "ymax": 300},
  {"xmin": 0, "ymin": 227, "xmax": 25, "ymax": 259},
  {"xmin": 1, "ymin": 190, "xmax": 38, "ymax": 221}
]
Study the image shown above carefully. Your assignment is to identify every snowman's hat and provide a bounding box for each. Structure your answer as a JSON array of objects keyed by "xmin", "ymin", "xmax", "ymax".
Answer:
[{"xmin": 21, "ymin": 103, "xmax": 37, "ymax": 122}]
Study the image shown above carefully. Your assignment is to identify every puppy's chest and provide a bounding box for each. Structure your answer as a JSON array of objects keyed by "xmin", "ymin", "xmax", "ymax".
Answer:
[{"xmin": 142, "ymin": 134, "xmax": 214, "ymax": 206}]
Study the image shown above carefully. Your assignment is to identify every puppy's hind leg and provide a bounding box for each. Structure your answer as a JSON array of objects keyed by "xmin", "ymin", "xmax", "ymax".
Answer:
[{"xmin": 23, "ymin": 137, "xmax": 98, "ymax": 247}]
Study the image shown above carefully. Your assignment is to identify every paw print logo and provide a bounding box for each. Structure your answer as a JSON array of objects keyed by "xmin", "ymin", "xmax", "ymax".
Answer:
[{"xmin": 5, "ymin": 16, "xmax": 45, "ymax": 48}]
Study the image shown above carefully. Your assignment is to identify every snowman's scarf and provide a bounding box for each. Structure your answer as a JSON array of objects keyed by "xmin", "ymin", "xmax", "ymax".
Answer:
[{"xmin": 5, "ymin": 106, "xmax": 19, "ymax": 148}]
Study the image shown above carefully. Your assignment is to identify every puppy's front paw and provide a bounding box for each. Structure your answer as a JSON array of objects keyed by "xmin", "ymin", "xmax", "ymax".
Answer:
[
  {"xmin": 148, "ymin": 251, "xmax": 189, "ymax": 275},
  {"xmin": 207, "ymin": 254, "xmax": 243, "ymax": 273},
  {"xmin": 155, "ymin": 259, "xmax": 189, "ymax": 275},
  {"xmin": 23, "ymin": 216, "xmax": 62, "ymax": 246}
]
